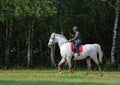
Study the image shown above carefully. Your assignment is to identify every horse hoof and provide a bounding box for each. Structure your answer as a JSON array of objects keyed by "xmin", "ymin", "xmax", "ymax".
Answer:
[
  {"xmin": 86, "ymin": 73, "xmax": 89, "ymax": 75},
  {"xmin": 100, "ymin": 73, "xmax": 103, "ymax": 76},
  {"xmin": 59, "ymin": 72, "xmax": 62, "ymax": 74}
]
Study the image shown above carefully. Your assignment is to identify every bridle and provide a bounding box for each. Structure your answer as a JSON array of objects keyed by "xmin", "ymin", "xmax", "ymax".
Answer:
[{"xmin": 48, "ymin": 33, "xmax": 55, "ymax": 46}]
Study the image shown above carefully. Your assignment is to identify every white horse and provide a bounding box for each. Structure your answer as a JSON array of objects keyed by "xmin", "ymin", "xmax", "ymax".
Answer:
[{"xmin": 48, "ymin": 33, "xmax": 103, "ymax": 75}]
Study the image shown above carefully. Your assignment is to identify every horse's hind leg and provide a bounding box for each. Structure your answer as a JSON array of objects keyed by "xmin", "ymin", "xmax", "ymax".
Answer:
[
  {"xmin": 92, "ymin": 57, "xmax": 103, "ymax": 76},
  {"xmin": 66, "ymin": 57, "xmax": 73, "ymax": 74},
  {"xmin": 86, "ymin": 57, "xmax": 91, "ymax": 75},
  {"xmin": 58, "ymin": 58, "xmax": 65, "ymax": 74}
]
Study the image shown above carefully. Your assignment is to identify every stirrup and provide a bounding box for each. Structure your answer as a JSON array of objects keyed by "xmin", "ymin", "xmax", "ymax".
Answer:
[{"xmin": 74, "ymin": 53, "xmax": 80, "ymax": 57}]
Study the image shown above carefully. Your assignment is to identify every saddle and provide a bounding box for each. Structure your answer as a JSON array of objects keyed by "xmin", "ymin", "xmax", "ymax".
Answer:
[{"xmin": 70, "ymin": 42, "xmax": 83, "ymax": 53}]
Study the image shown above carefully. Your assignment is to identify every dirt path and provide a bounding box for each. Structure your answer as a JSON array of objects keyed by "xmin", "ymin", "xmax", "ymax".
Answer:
[
  {"xmin": 88, "ymin": 74, "xmax": 120, "ymax": 78},
  {"xmin": 0, "ymin": 71, "xmax": 120, "ymax": 78}
]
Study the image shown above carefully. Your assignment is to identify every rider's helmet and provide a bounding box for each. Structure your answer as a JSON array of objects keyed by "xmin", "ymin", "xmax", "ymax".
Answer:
[{"xmin": 73, "ymin": 26, "xmax": 78, "ymax": 31}]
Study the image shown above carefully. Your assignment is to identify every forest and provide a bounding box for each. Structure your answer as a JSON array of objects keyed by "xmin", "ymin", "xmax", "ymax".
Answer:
[{"xmin": 0, "ymin": 0, "xmax": 119, "ymax": 70}]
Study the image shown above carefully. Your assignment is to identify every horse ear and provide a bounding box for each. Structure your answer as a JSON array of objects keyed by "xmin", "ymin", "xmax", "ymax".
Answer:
[{"xmin": 53, "ymin": 32, "xmax": 56, "ymax": 35}]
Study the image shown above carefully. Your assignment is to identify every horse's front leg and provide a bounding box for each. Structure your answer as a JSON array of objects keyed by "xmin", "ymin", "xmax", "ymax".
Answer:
[
  {"xmin": 58, "ymin": 58, "xmax": 65, "ymax": 74},
  {"xmin": 67, "ymin": 57, "xmax": 73, "ymax": 74}
]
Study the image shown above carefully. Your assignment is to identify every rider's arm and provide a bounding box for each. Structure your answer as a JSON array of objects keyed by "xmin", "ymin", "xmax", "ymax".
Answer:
[{"xmin": 69, "ymin": 32, "xmax": 79, "ymax": 42}]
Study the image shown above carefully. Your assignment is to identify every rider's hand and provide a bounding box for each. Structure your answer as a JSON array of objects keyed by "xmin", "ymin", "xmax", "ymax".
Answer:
[{"xmin": 70, "ymin": 33, "xmax": 74, "ymax": 37}]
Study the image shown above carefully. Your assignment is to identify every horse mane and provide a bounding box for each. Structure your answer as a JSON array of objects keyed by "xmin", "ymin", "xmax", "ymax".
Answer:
[{"xmin": 55, "ymin": 33, "xmax": 68, "ymax": 41}]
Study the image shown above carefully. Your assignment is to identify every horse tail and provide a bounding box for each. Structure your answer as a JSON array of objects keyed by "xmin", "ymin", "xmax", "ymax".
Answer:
[{"xmin": 94, "ymin": 44, "xmax": 103, "ymax": 63}]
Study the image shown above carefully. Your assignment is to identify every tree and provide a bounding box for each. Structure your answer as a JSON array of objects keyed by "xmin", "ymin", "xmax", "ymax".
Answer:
[
  {"xmin": 0, "ymin": 0, "xmax": 57, "ymax": 67},
  {"xmin": 0, "ymin": 0, "xmax": 16, "ymax": 68},
  {"xmin": 111, "ymin": 0, "xmax": 119, "ymax": 65}
]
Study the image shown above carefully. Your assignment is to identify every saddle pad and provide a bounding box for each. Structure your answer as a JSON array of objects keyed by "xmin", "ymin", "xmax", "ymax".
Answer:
[{"xmin": 70, "ymin": 43, "xmax": 83, "ymax": 53}]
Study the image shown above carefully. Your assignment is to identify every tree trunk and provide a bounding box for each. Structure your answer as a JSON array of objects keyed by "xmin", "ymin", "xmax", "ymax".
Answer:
[
  {"xmin": 111, "ymin": 0, "xmax": 119, "ymax": 64},
  {"xmin": 50, "ymin": 46, "xmax": 56, "ymax": 67},
  {"xmin": 5, "ymin": 19, "xmax": 13, "ymax": 68},
  {"xmin": 30, "ymin": 20, "xmax": 35, "ymax": 66},
  {"xmin": 27, "ymin": 28, "xmax": 31, "ymax": 67},
  {"xmin": 27, "ymin": 20, "xmax": 35, "ymax": 67},
  {"xmin": 5, "ymin": 20, "xmax": 9, "ymax": 68}
]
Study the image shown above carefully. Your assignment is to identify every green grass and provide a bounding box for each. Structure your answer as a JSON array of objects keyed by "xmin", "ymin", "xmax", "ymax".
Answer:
[{"xmin": 0, "ymin": 69, "xmax": 119, "ymax": 85}]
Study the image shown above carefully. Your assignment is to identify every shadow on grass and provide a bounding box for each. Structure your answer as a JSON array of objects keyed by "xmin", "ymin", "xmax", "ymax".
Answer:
[{"xmin": 0, "ymin": 80, "xmax": 114, "ymax": 85}]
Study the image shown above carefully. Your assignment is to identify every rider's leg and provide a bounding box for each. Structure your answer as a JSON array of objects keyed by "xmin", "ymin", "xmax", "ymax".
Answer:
[{"xmin": 75, "ymin": 43, "xmax": 80, "ymax": 56}]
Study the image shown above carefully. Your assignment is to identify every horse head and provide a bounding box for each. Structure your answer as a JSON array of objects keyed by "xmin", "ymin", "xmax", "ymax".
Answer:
[
  {"xmin": 48, "ymin": 33, "xmax": 56, "ymax": 67},
  {"xmin": 48, "ymin": 33, "xmax": 56, "ymax": 48}
]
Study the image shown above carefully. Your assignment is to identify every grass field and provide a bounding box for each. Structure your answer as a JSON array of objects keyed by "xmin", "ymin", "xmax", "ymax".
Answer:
[{"xmin": 0, "ymin": 69, "xmax": 119, "ymax": 85}]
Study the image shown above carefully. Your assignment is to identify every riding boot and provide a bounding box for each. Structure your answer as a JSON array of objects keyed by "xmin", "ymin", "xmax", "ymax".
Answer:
[
  {"xmin": 76, "ymin": 50, "xmax": 80, "ymax": 56},
  {"xmin": 74, "ymin": 43, "xmax": 80, "ymax": 57},
  {"xmin": 74, "ymin": 48, "xmax": 80, "ymax": 57}
]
